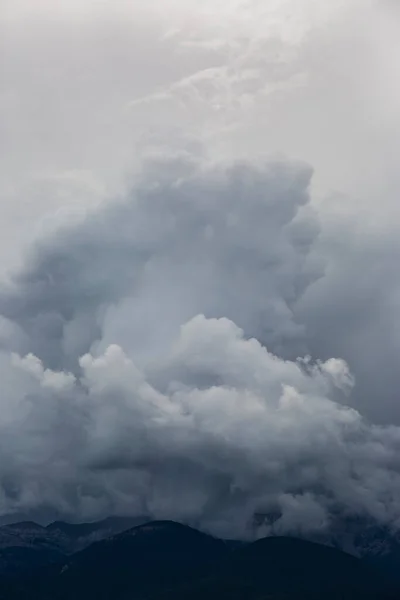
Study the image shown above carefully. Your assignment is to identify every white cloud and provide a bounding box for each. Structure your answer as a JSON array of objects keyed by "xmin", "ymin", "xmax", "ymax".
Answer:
[
  {"xmin": 1, "ymin": 313, "xmax": 399, "ymax": 539},
  {"xmin": 11, "ymin": 353, "xmax": 76, "ymax": 391}
]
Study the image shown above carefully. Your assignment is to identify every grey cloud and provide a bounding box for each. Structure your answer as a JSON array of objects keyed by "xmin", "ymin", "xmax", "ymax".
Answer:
[
  {"xmin": 0, "ymin": 310, "xmax": 398, "ymax": 540},
  {"xmin": 0, "ymin": 158, "xmax": 317, "ymax": 369},
  {"xmin": 0, "ymin": 157, "xmax": 398, "ymax": 540},
  {"xmin": 295, "ymin": 216, "xmax": 400, "ymax": 422},
  {"xmin": 1, "ymin": 0, "xmax": 400, "ymax": 538}
]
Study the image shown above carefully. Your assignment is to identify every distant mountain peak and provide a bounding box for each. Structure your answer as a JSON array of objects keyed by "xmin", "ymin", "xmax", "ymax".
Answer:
[
  {"xmin": 126, "ymin": 520, "xmax": 191, "ymax": 533},
  {"xmin": 4, "ymin": 521, "xmax": 45, "ymax": 531}
]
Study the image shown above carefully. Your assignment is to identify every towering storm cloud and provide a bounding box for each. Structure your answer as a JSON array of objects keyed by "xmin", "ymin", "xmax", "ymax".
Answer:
[
  {"xmin": 2, "ymin": 0, "xmax": 400, "ymax": 537},
  {"xmin": 0, "ymin": 158, "xmax": 317, "ymax": 368},
  {"xmin": 0, "ymin": 156, "xmax": 398, "ymax": 539}
]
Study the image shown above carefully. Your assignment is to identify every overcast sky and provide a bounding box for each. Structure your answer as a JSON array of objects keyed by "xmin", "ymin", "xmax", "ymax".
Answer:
[{"xmin": 1, "ymin": 0, "xmax": 400, "ymax": 535}]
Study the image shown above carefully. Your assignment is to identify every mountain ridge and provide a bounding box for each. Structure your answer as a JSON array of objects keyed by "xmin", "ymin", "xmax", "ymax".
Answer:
[{"xmin": 0, "ymin": 518, "xmax": 397, "ymax": 599}]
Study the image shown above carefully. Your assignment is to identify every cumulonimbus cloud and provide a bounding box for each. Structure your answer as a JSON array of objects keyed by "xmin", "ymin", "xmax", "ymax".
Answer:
[
  {"xmin": 2, "ymin": 0, "xmax": 400, "ymax": 540},
  {"xmin": 0, "ymin": 157, "xmax": 399, "ymax": 540}
]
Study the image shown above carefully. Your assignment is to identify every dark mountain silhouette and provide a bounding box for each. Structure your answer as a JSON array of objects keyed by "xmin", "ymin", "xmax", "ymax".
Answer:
[
  {"xmin": 220, "ymin": 536, "xmax": 387, "ymax": 599},
  {"xmin": 0, "ymin": 516, "xmax": 148, "ymax": 575},
  {"xmin": 55, "ymin": 520, "xmax": 228, "ymax": 599},
  {"xmin": 0, "ymin": 518, "xmax": 397, "ymax": 599},
  {"xmin": 156, "ymin": 536, "xmax": 393, "ymax": 600},
  {"xmin": 45, "ymin": 515, "xmax": 149, "ymax": 552},
  {"xmin": 253, "ymin": 512, "xmax": 400, "ymax": 583}
]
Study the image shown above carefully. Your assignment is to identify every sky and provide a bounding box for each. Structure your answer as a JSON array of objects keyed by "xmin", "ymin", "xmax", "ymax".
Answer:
[{"xmin": 1, "ymin": 0, "xmax": 400, "ymax": 537}]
